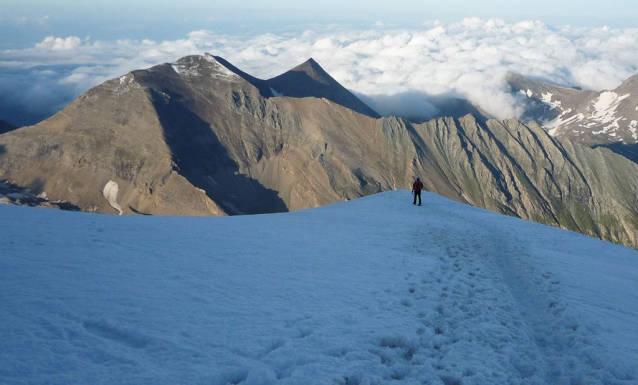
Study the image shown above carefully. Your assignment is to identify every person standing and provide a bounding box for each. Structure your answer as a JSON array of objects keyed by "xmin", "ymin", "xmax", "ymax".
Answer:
[{"xmin": 412, "ymin": 177, "xmax": 423, "ymax": 206}]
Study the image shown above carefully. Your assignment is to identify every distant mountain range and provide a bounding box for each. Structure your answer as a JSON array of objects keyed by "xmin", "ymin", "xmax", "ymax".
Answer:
[
  {"xmin": 507, "ymin": 72, "xmax": 638, "ymax": 160},
  {"xmin": 1, "ymin": 54, "xmax": 638, "ymax": 248}
]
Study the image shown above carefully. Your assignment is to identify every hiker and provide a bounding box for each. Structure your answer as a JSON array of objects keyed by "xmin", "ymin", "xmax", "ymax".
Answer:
[{"xmin": 412, "ymin": 177, "xmax": 423, "ymax": 206}]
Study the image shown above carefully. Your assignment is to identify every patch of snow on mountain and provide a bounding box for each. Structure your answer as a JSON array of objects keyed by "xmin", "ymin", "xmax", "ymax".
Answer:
[
  {"xmin": 113, "ymin": 74, "xmax": 136, "ymax": 97},
  {"xmin": 172, "ymin": 55, "xmax": 238, "ymax": 80},
  {"xmin": 589, "ymin": 92, "xmax": 630, "ymax": 131},
  {"xmin": 102, "ymin": 180, "xmax": 122, "ymax": 215},
  {"xmin": 630, "ymin": 120, "xmax": 638, "ymax": 140},
  {"xmin": 171, "ymin": 62, "xmax": 202, "ymax": 78},
  {"xmin": 541, "ymin": 92, "xmax": 562, "ymax": 110},
  {"xmin": 526, "ymin": 89, "xmax": 533, "ymax": 98},
  {"xmin": 270, "ymin": 87, "xmax": 284, "ymax": 97},
  {"xmin": 203, "ymin": 53, "xmax": 239, "ymax": 81},
  {"xmin": 544, "ymin": 108, "xmax": 584, "ymax": 135},
  {"xmin": 1, "ymin": 192, "xmax": 636, "ymax": 384}
]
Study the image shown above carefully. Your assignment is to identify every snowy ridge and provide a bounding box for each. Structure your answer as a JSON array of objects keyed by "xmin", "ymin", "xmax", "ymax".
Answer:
[{"xmin": 0, "ymin": 191, "xmax": 636, "ymax": 384}]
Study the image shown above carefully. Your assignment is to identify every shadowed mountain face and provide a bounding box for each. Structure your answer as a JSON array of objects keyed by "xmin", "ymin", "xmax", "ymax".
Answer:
[
  {"xmin": 267, "ymin": 58, "xmax": 381, "ymax": 119},
  {"xmin": 214, "ymin": 56, "xmax": 381, "ymax": 119},
  {"xmin": 2, "ymin": 54, "xmax": 638, "ymax": 248},
  {"xmin": 0, "ymin": 120, "xmax": 16, "ymax": 135}
]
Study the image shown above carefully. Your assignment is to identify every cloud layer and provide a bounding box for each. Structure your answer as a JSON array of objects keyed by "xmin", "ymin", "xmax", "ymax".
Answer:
[{"xmin": 1, "ymin": 18, "xmax": 638, "ymax": 126}]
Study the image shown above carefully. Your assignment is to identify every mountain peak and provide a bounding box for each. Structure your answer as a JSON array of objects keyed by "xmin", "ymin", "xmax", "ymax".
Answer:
[
  {"xmin": 293, "ymin": 57, "xmax": 320, "ymax": 69},
  {"xmin": 287, "ymin": 58, "xmax": 334, "ymax": 86},
  {"xmin": 170, "ymin": 54, "xmax": 241, "ymax": 82},
  {"xmin": 297, "ymin": 57, "xmax": 319, "ymax": 67},
  {"xmin": 267, "ymin": 59, "xmax": 380, "ymax": 118}
]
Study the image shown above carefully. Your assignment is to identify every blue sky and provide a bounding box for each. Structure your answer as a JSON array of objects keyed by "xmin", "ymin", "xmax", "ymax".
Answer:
[{"xmin": 2, "ymin": 0, "xmax": 638, "ymax": 49}]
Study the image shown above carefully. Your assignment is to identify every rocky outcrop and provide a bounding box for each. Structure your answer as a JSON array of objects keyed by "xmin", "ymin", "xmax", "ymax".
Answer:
[{"xmin": 2, "ymin": 54, "xmax": 638, "ymax": 248}]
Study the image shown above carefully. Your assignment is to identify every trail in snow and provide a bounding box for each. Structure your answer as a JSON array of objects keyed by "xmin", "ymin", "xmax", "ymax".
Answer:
[
  {"xmin": 403, "ymin": 203, "xmax": 634, "ymax": 384},
  {"xmin": 0, "ymin": 191, "xmax": 636, "ymax": 384}
]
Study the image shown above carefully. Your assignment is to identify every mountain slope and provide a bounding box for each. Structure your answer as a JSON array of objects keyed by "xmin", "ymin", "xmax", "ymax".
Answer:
[
  {"xmin": 507, "ymin": 72, "xmax": 638, "ymax": 146},
  {"xmin": 1, "ymin": 192, "xmax": 636, "ymax": 383},
  {"xmin": 0, "ymin": 58, "xmax": 228, "ymax": 216},
  {"xmin": 2, "ymin": 55, "xmax": 638, "ymax": 247}
]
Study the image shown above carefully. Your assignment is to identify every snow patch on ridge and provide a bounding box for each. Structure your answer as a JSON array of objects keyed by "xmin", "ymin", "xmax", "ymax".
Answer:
[
  {"xmin": 541, "ymin": 92, "xmax": 562, "ymax": 110},
  {"xmin": 171, "ymin": 54, "xmax": 239, "ymax": 81},
  {"xmin": 113, "ymin": 74, "xmax": 137, "ymax": 97},
  {"xmin": 102, "ymin": 180, "xmax": 123, "ymax": 215},
  {"xmin": 203, "ymin": 54, "xmax": 240, "ymax": 81},
  {"xmin": 541, "ymin": 91, "xmax": 633, "ymax": 139},
  {"xmin": 171, "ymin": 62, "xmax": 202, "ymax": 78},
  {"xmin": 545, "ymin": 108, "xmax": 584, "ymax": 134},
  {"xmin": 270, "ymin": 87, "xmax": 284, "ymax": 97},
  {"xmin": 588, "ymin": 92, "xmax": 630, "ymax": 134},
  {"xmin": 630, "ymin": 120, "xmax": 638, "ymax": 140}
]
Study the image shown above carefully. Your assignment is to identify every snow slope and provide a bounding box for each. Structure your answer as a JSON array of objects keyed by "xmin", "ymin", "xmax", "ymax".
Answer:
[{"xmin": 1, "ymin": 191, "xmax": 637, "ymax": 384}]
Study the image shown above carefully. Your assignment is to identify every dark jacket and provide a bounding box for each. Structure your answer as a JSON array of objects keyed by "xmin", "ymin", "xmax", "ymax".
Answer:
[{"xmin": 412, "ymin": 180, "xmax": 423, "ymax": 192}]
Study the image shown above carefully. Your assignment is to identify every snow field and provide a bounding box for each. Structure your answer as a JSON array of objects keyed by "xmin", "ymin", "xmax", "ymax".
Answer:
[{"xmin": 0, "ymin": 191, "xmax": 637, "ymax": 384}]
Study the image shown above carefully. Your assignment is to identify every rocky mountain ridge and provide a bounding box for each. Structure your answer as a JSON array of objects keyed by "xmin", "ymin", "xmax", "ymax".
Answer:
[{"xmin": 1, "ymin": 54, "xmax": 638, "ymax": 248}]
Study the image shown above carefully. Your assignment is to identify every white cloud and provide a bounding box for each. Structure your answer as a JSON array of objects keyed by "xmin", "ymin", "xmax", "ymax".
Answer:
[
  {"xmin": 2, "ymin": 19, "xmax": 638, "ymax": 125},
  {"xmin": 35, "ymin": 36, "xmax": 83, "ymax": 51}
]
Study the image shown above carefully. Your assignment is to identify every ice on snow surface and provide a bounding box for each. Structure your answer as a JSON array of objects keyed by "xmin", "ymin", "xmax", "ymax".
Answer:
[{"xmin": 1, "ymin": 191, "xmax": 637, "ymax": 384}]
